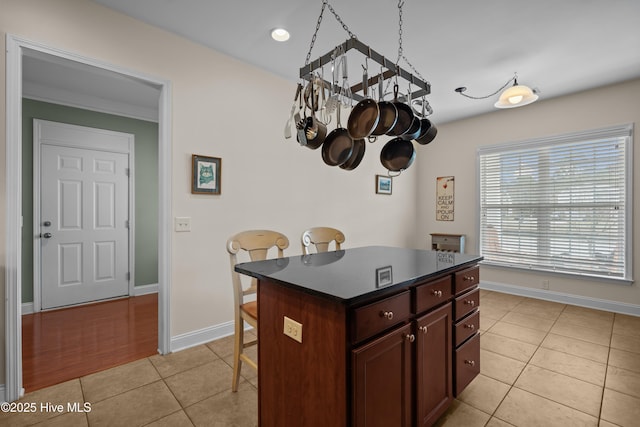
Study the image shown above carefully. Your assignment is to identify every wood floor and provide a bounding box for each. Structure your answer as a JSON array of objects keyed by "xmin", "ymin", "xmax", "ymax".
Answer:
[{"xmin": 22, "ymin": 294, "xmax": 158, "ymax": 393}]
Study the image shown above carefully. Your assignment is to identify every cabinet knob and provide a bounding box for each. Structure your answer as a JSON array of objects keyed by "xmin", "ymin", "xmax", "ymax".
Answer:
[
  {"xmin": 464, "ymin": 359, "xmax": 476, "ymax": 367},
  {"xmin": 464, "ymin": 276, "xmax": 475, "ymax": 281},
  {"xmin": 464, "ymin": 323, "xmax": 475, "ymax": 330},
  {"xmin": 464, "ymin": 300, "xmax": 475, "ymax": 307},
  {"xmin": 405, "ymin": 334, "xmax": 415, "ymax": 342},
  {"xmin": 380, "ymin": 311, "xmax": 394, "ymax": 320},
  {"xmin": 418, "ymin": 326, "xmax": 428, "ymax": 334},
  {"xmin": 431, "ymin": 289, "xmax": 443, "ymax": 298}
]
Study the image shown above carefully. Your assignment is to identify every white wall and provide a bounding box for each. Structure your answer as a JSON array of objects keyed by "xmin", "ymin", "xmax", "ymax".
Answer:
[
  {"xmin": 0, "ymin": 0, "xmax": 419, "ymax": 384},
  {"xmin": 417, "ymin": 78, "xmax": 640, "ymax": 308}
]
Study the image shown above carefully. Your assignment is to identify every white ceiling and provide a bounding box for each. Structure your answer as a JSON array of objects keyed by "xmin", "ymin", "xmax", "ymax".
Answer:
[{"xmin": 25, "ymin": 0, "xmax": 640, "ymax": 124}]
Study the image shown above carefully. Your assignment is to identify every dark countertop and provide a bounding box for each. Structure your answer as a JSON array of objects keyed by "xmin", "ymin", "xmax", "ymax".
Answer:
[{"xmin": 235, "ymin": 246, "xmax": 483, "ymax": 305}]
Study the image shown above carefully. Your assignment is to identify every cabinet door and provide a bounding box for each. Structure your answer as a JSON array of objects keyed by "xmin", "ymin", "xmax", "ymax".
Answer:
[
  {"xmin": 415, "ymin": 303, "xmax": 453, "ymax": 427},
  {"xmin": 352, "ymin": 323, "xmax": 413, "ymax": 427}
]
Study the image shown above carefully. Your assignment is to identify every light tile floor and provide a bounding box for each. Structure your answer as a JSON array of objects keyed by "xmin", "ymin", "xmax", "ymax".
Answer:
[{"xmin": 2, "ymin": 291, "xmax": 639, "ymax": 426}]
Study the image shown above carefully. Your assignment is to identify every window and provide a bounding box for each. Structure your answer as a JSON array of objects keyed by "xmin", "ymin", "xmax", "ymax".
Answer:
[{"xmin": 478, "ymin": 124, "xmax": 633, "ymax": 282}]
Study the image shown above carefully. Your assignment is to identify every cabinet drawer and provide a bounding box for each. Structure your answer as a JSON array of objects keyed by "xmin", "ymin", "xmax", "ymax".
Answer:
[
  {"xmin": 453, "ymin": 266, "xmax": 479, "ymax": 295},
  {"xmin": 454, "ymin": 310, "xmax": 479, "ymax": 347},
  {"xmin": 454, "ymin": 288, "xmax": 479, "ymax": 321},
  {"xmin": 413, "ymin": 276, "xmax": 452, "ymax": 314},
  {"xmin": 454, "ymin": 333, "xmax": 480, "ymax": 396},
  {"xmin": 352, "ymin": 291, "xmax": 411, "ymax": 343}
]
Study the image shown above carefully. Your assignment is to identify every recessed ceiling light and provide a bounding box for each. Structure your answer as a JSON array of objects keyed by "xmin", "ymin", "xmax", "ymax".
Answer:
[{"xmin": 271, "ymin": 28, "xmax": 290, "ymax": 42}]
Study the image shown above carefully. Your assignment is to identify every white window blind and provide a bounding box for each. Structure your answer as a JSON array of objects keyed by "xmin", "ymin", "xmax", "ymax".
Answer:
[{"xmin": 478, "ymin": 125, "xmax": 633, "ymax": 281}]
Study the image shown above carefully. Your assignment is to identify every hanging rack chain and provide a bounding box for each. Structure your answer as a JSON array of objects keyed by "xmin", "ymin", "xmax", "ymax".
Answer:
[
  {"xmin": 395, "ymin": 0, "xmax": 404, "ymax": 72},
  {"xmin": 326, "ymin": 1, "xmax": 358, "ymax": 40},
  {"xmin": 304, "ymin": 0, "xmax": 327, "ymax": 65},
  {"xmin": 304, "ymin": 0, "xmax": 358, "ymax": 66},
  {"xmin": 400, "ymin": 55, "xmax": 429, "ymax": 85},
  {"xmin": 457, "ymin": 75, "xmax": 517, "ymax": 99}
]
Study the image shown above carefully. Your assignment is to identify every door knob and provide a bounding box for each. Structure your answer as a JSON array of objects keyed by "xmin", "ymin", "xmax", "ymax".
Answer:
[
  {"xmin": 43, "ymin": 221, "xmax": 52, "ymax": 227},
  {"xmin": 42, "ymin": 232, "xmax": 53, "ymax": 239}
]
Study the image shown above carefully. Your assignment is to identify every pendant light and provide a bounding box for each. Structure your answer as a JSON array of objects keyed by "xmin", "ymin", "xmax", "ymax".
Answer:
[
  {"xmin": 455, "ymin": 73, "xmax": 539, "ymax": 109},
  {"xmin": 494, "ymin": 77, "xmax": 538, "ymax": 108}
]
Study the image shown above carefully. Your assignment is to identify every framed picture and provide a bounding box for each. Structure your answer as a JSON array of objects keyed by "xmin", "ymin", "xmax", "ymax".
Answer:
[
  {"xmin": 375, "ymin": 175, "xmax": 392, "ymax": 195},
  {"xmin": 192, "ymin": 155, "xmax": 221, "ymax": 194},
  {"xmin": 376, "ymin": 266, "xmax": 393, "ymax": 288}
]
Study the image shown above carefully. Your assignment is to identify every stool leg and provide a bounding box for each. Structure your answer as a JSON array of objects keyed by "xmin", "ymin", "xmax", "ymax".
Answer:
[{"xmin": 232, "ymin": 316, "xmax": 243, "ymax": 392}]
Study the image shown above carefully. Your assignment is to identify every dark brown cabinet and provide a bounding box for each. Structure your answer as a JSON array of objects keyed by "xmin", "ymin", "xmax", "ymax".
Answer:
[
  {"xmin": 415, "ymin": 303, "xmax": 453, "ymax": 426},
  {"xmin": 352, "ymin": 323, "xmax": 413, "ymax": 427}
]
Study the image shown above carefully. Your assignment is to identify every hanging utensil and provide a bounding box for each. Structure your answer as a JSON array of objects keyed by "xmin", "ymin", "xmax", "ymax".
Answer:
[
  {"xmin": 284, "ymin": 83, "xmax": 303, "ymax": 139},
  {"xmin": 339, "ymin": 55, "xmax": 352, "ymax": 107},
  {"xmin": 325, "ymin": 46, "xmax": 342, "ymax": 114},
  {"xmin": 414, "ymin": 97, "xmax": 438, "ymax": 145},
  {"xmin": 303, "ymin": 78, "xmax": 327, "ymax": 150}
]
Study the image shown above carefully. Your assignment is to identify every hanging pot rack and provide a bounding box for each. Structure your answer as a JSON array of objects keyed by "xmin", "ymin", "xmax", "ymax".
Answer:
[
  {"xmin": 298, "ymin": 0, "xmax": 431, "ymax": 103},
  {"xmin": 299, "ymin": 38, "xmax": 430, "ymax": 103},
  {"xmin": 289, "ymin": 0, "xmax": 437, "ymax": 175}
]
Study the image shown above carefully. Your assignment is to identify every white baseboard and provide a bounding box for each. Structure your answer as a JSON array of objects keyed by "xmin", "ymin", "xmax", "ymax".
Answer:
[
  {"xmin": 21, "ymin": 302, "xmax": 34, "ymax": 315},
  {"xmin": 481, "ymin": 280, "xmax": 640, "ymax": 316},
  {"xmin": 133, "ymin": 283, "xmax": 159, "ymax": 296},
  {"xmin": 170, "ymin": 320, "xmax": 235, "ymax": 353}
]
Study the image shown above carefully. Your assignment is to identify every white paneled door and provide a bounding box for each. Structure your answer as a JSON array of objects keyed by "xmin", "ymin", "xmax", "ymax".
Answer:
[{"xmin": 39, "ymin": 133, "xmax": 130, "ymax": 310}]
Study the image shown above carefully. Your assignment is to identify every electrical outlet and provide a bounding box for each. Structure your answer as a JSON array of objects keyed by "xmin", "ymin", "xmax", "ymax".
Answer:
[
  {"xmin": 542, "ymin": 280, "xmax": 550, "ymax": 290},
  {"xmin": 283, "ymin": 316, "xmax": 303, "ymax": 343},
  {"xmin": 174, "ymin": 217, "xmax": 191, "ymax": 232}
]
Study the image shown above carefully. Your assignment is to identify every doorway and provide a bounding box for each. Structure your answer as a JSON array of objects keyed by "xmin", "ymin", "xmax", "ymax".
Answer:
[{"xmin": 5, "ymin": 34, "xmax": 172, "ymax": 402}]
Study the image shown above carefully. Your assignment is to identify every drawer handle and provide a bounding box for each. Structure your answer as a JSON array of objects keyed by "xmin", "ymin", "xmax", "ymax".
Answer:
[
  {"xmin": 464, "ymin": 300, "xmax": 476, "ymax": 307},
  {"xmin": 463, "ymin": 276, "xmax": 476, "ymax": 281},
  {"xmin": 464, "ymin": 323, "xmax": 475, "ymax": 330},
  {"xmin": 405, "ymin": 334, "xmax": 415, "ymax": 342},
  {"xmin": 380, "ymin": 311, "xmax": 394, "ymax": 320},
  {"xmin": 464, "ymin": 359, "xmax": 476, "ymax": 367},
  {"xmin": 418, "ymin": 326, "xmax": 428, "ymax": 334},
  {"xmin": 431, "ymin": 289, "xmax": 443, "ymax": 298}
]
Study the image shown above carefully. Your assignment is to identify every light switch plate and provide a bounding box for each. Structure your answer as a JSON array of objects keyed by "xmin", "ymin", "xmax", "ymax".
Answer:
[
  {"xmin": 174, "ymin": 217, "xmax": 191, "ymax": 232},
  {"xmin": 283, "ymin": 316, "xmax": 302, "ymax": 343}
]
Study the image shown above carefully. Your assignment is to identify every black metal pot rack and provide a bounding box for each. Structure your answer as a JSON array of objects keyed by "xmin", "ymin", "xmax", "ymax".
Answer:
[{"xmin": 299, "ymin": 37, "xmax": 431, "ymax": 103}]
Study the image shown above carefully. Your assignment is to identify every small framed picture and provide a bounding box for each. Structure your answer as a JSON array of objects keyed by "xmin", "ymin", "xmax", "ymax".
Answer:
[
  {"xmin": 376, "ymin": 266, "xmax": 393, "ymax": 288},
  {"xmin": 376, "ymin": 175, "xmax": 392, "ymax": 195},
  {"xmin": 192, "ymin": 155, "xmax": 221, "ymax": 195}
]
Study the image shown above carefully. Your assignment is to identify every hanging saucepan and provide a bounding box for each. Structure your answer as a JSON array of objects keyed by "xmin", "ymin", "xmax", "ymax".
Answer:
[
  {"xmin": 385, "ymin": 83, "xmax": 414, "ymax": 137},
  {"xmin": 303, "ymin": 79, "xmax": 327, "ymax": 150},
  {"xmin": 400, "ymin": 89, "xmax": 423, "ymax": 141},
  {"xmin": 347, "ymin": 61, "xmax": 379, "ymax": 140},
  {"xmin": 380, "ymin": 137, "xmax": 416, "ymax": 173},
  {"xmin": 415, "ymin": 120, "xmax": 437, "ymax": 145},
  {"xmin": 322, "ymin": 106, "xmax": 354, "ymax": 167},
  {"xmin": 340, "ymin": 137, "xmax": 366, "ymax": 171},
  {"xmin": 370, "ymin": 71, "xmax": 398, "ymax": 138},
  {"xmin": 413, "ymin": 98, "xmax": 438, "ymax": 145}
]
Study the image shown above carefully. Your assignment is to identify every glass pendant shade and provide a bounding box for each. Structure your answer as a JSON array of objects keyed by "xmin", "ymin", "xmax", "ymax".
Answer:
[{"xmin": 494, "ymin": 84, "xmax": 538, "ymax": 108}]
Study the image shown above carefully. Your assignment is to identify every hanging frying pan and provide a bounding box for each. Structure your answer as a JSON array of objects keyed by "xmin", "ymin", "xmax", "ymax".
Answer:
[
  {"xmin": 340, "ymin": 137, "xmax": 366, "ymax": 171},
  {"xmin": 415, "ymin": 119, "xmax": 438, "ymax": 145},
  {"xmin": 322, "ymin": 106, "xmax": 354, "ymax": 167},
  {"xmin": 385, "ymin": 83, "xmax": 414, "ymax": 137},
  {"xmin": 370, "ymin": 72, "xmax": 398, "ymax": 137},
  {"xmin": 347, "ymin": 63, "xmax": 379, "ymax": 140},
  {"xmin": 380, "ymin": 137, "xmax": 416, "ymax": 172}
]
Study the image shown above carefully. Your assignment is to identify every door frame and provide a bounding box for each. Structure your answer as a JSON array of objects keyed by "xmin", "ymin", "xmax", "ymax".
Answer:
[
  {"xmin": 33, "ymin": 119, "xmax": 135, "ymax": 311},
  {"xmin": 5, "ymin": 34, "xmax": 173, "ymax": 402}
]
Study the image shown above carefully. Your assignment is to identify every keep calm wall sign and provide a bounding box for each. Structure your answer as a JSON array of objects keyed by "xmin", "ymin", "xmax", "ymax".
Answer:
[{"xmin": 436, "ymin": 176, "xmax": 455, "ymax": 221}]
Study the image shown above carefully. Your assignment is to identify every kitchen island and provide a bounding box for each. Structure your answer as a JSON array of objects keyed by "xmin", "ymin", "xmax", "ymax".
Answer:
[{"xmin": 236, "ymin": 246, "xmax": 483, "ymax": 427}]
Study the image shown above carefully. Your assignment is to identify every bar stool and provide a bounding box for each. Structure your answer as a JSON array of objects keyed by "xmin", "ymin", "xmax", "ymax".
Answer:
[
  {"xmin": 301, "ymin": 227, "xmax": 345, "ymax": 255},
  {"xmin": 226, "ymin": 229, "xmax": 289, "ymax": 392}
]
